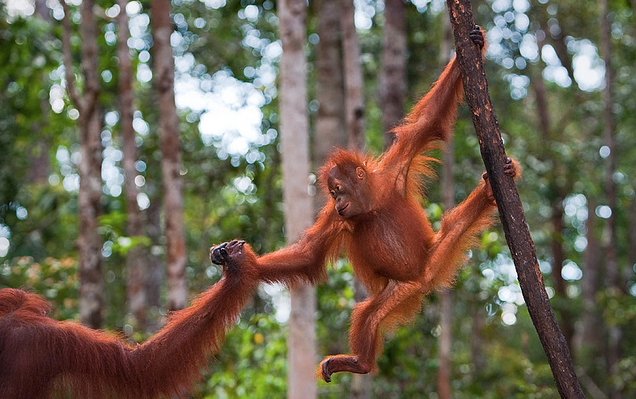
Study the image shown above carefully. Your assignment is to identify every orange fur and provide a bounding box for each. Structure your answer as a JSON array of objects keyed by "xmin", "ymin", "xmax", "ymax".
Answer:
[
  {"xmin": 0, "ymin": 257, "xmax": 258, "ymax": 399},
  {"xmin": 212, "ymin": 28, "xmax": 513, "ymax": 382}
]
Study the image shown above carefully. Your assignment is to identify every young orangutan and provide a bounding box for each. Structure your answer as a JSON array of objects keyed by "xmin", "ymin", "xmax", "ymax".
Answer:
[
  {"xmin": 0, "ymin": 239, "xmax": 256, "ymax": 399},
  {"xmin": 210, "ymin": 27, "xmax": 520, "ymax": 382}
]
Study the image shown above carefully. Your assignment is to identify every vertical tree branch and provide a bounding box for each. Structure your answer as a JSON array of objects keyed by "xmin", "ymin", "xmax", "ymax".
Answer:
[{"xmin": 446, "ymin": 0, "xmax": 584, "ymax": 397}]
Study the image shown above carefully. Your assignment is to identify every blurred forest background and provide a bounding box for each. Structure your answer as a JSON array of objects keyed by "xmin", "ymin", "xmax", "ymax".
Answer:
[{"xmin": 1, "ymin": 0, "xmax": 635, "ymax": 397}]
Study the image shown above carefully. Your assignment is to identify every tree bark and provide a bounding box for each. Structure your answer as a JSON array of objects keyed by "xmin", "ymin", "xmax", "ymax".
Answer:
[
  {"xmin": 151, "ymin": 0, "xmax": 188, "ymax": 311},
  {"xmin": 314, "ymin": 0, "xmax": 346, "ymax": 213},
  {"xmin": 437, "ymin": 14, "xmax": 454, "ymax": 399},
  {"xmin": 118, "ymin": 0, "xmax": 149, "ymax": 333},
  {"xmin": 530, "ymin": 62, "xmax": 574, "ymax": 351},
  {"xmin": 379, "ymin": 0, "xmax": 406, "ymax": 148},
  {"xmin": 446, "ymin": 1, "xmax": 584, "ymax": 397},
  {"xmin": 279, "ymin": 0, "xmax": 317, "ymax": 397},
  {"xmin": 341, "ymin": 0, "xmax": 365, "ymax": 151},
  {"xmin": 598, "ymin": 2, "xmax": 621, "ymax": 397},
  {"xmin": 60, "ymin": 0, "xmax": 104, "ymax": 329}
]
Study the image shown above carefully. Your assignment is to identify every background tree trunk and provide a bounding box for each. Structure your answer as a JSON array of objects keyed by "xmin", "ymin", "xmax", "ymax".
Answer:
[
  {"xmin": 151, "ymin": 0, "xmax": 188, "ymax": 311},
  {"xmin": 599, "ymin": 1, "xmax": 621, "ymax": 397},
  {"xmin": 599, "ymin": 0, "xmax": 623, "ymax": 394},
  {"xmin": 146, "ymin": 186, "xmax": 164, "ymax": 332},
  {"xmin": 628, "ymin": 200, "xmax": 636, "ymax": 283},
  {"xmin": 530, "ymin": 58, "xmax": 574, "ymax": 351},
  {"xmin": 60, "ymin": 0, "xmax": 105, "ymax": 329},
  {"xmin": 437, "ymin": 13, "xmax": 453, "ymax": 399},
  {"xmin": 437, "ymin": 288, "xmax": 453, "ymax": 399},
  {"xmin": 118, "ymin": 0, "xmax": 148, "ymax": 333},
  {"xmin": 314, "ymin": 0, "xmax": 345, "ymax": 214},
  {"xmin": 470, "ymin": 301, "xmax": 485, "ymax": 375},
  {"xmin": 341, "ymin": 0, "xmax": 365, "ymax": 151},
  {"xmin": 340, "ymin": 1, "xmax": 372, "ymax": 397},
  {"xmin": 379, "ymin": 0, "xmax": 406, "ymax": 148},
  {"xmin": 446, "ymin": 0, "xmax": 584, "ymax": 396},
  {"xmin": 599, "ymin": 0, "xmax": 618, "ymax": 290},
  {"xmin": 579, "ymin": 196, "xmax": 603, "ymax": 378},
  {"xmin": 313, "ymin": 0, "xmax": 348, "ymax": 383},
  {"xmin": 31, "ymin": 0, "xmax": 52, "ymax": 185},
  {"xmin": 77, "ymin": 82, "xmax": 104, "ymax": 329},
  {"xmin": 279, "ymin": 0, "xmax": 317, "ymax": 397}
]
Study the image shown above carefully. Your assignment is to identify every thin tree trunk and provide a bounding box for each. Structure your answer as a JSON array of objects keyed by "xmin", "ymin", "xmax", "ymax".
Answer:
[
  {"xmin": 314, "ymin": 0, "xmax": 346, "ymax": 214},
  {"xmin": 437, "ymin": 14, "xmax": 453, "ymax": 399},
  {"xmin": 146, "ymin": 185, "xmax": 164, "ymax": 333},
  {"xmin": 379, "ymin": 0, "xmax": 406, "ymax": 148},
  {"xmin": 549, "ymin": 199, "xmax": 575, "ymax": 347},
  {"xmin": 77, "ymin": 94, "xmax": 104, "ymax": 329},
  {"xmin": 28, "ymin": 131, "xmax": 51, "ymax": 185},
  {"xmin": 437, "ymin": 288, "xmax": 453, "ymax": 399},
  {"xmin": 628, "ymin": 199, "xmax": 636, "ymax": 282},
  {"xmin": 151, "ymin": 0, "xmax": 187, "ymax": 311},
  {"xmin": 599, "ymin": 1, "xmax": 621, "ymax": 396},
  {"xmin": 341, "ymin": 1, "xmax": 371, "ymax": 397},
  {"xmin": 34, "ymin": 0, "xmax": 49, "ymax": 19},
  {"xmin": 313, "ymin": 0, "xmax": 346, "ymax": 359},
  {"xmin": 470, "ymin": 301, "xmax": 485, "ymax": 374},
  {"xmin": 446, "ymin": 1, "xmax": 584, "ymax": 397},
  {"xmin": 349, "ymin": 279, "xmax": 370, "ymax": 399},
  {"xmin": 341, "ymin": 0, "xmax": 365, "ymax": 151},
  {"xmin": 118, "ymin": 0, "xmax": 148, "ymax": 333},
  {"xmin": 599, "ymin": 0, "xmax": 618, "ymax": 290},
  {"xmin": 60, "ymin": 0, "xmax": 105, "ymax": 329},
  {"xmin": 634, "ymin": 0, "xmax": 636, "ymax": 88},
  {"xmin": 31, "ymin": 0, "xmax": 52, "ymax": 185},
  {"xmin": 530, "ymin": 62, "xmax": 575, "ymax": 351},
  {"xmin": 279, "ymin": 0, "xmax": 317, "ymax": 397},
  {"xmin": 580, "ymin": 196, "xmax": 602, "ymax": 377}
]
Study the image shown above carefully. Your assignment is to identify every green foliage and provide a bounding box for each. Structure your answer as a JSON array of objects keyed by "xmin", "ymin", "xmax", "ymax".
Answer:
[
  {"xmin": 200, "ymin": 314, "xmax": 288, "ymax": 398},
  {"xmin": 0, "ymin": 8, "xmax": 58, "ymax": 209},
  {"xmin": 0, "ymin": 256, "xmax": 79, "ymax": 321},
  {"xmin": 2, "ymin": 184, "xmax": 78, "ymax": 260}
]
